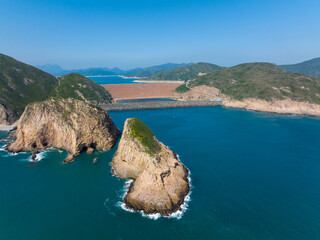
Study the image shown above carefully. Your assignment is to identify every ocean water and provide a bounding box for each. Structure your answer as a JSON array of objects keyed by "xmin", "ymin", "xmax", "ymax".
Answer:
[
  {"xmin": 1, "ymin": 106, "xmax": 320, "ymax": 240},
  {"xmin": 87, "ymin": 76, "xmax": 139, "ymax": 84}
]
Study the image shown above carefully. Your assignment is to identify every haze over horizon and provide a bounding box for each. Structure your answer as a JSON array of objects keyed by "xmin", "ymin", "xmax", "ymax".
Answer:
[{"xmin": 1, "ymin": 0, "xmax": 320, "ymax": 69}]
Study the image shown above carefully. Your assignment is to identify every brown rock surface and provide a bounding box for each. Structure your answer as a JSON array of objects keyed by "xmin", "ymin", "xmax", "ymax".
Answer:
[
  {"xmin": 173, "ymin": 85, "xmax": 320, "ymax": 116},
  {"xmin": 111, "ymin": 118, "xmax": 190, "ymax": 216},
  {"xmin": 7, "ymin": 98, "xmax": 120, "ymax": 158}
]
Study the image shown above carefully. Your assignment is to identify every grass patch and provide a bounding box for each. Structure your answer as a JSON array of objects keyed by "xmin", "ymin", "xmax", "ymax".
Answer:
[
  {"xmin": 175, "ymin": 84, "xmax": 190, "ymax": 93},
  {"xmin": 128, "ymin": 118, "xmax": 161, "ymax": 156}
]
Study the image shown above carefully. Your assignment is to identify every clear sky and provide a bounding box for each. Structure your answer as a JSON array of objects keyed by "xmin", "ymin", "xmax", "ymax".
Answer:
[{"xmin": 1, "ymin": 0, "xmax": 320, "ymax": 69}]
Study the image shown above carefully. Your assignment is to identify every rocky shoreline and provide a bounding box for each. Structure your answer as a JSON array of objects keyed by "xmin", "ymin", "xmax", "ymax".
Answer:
[
  {"xmin": 6, "ymin": 98, "xmax": 120, "ymax": 162},
  {"xmin": 173, "ymin": 85, "xmax": 320, "ymax": 117}
]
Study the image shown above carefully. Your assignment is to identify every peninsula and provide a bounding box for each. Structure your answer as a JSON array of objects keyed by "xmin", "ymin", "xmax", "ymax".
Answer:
[{"xmin": 173, "ymin": 63, "xmax": 320, "ymax": 116}]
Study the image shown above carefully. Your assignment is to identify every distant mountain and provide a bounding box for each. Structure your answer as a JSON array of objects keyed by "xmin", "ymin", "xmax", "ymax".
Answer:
[
  {"xmin": 37, "ymin": 65, "xmax": 124, "ymax": 77},
  {"xmin": 0, "ymin": 54, "xmax": 58, "ymax": 124},
  {"xmin": 279, "ymin": 58, "xmax": 320, "ymax": 78},
  {"xmin": 123, "ymin": 67, "xmax": 143, "ymax": 76},
  {"xmin": 36, "ymin": 64, "xmax": 65, "ymax": 76},
  {"xmin": 147, "ymin": 62, "xmax": 222, "ymax": 81},
  {"xmin": 125, "ymin": 63, "xmax": 193, "ymax": 77},
  {"xmin": 182, "ymin": 62, "xmax": 320, "ymax": 103}
]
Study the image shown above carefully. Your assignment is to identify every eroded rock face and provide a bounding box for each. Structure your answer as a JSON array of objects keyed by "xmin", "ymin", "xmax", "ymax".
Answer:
[
  {"xmin": 111, "ymin": 118, "xmax": 190, "ymax": 216},
  {"xmin": 7, "ymin": 98, "xmax": 120, "ymax": 157}
]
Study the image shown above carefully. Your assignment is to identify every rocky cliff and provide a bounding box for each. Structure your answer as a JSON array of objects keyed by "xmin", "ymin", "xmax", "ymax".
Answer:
[
  {"xmin": 173, "ymin": 85, "xmax": 320, "ymax": 116},
  {"xmin": 7, "ymin": 98, "xmax": 120, "ymax": 160},
  {"xmin": 111, "ymin": 118, "xmax": 190, "ymax": 215}
]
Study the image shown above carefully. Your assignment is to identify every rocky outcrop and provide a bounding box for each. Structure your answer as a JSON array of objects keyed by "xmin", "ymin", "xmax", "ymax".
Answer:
[
  {"xmin": 111, "ymin": 118, "xmax": 190, "ymax": 216},
  {"xmin": 222, "ymin": 98, "xmax": 320, "ymax": 116},
  {"xmin": 7, "ymin": 98, "xmax": 120, "ymax": 159},
  {"xmin": 173, "ymin": 85, "xmax": 320, "ymax": 116}
]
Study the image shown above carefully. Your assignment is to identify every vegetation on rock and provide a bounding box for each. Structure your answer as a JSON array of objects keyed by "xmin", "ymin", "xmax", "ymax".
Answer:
[
  {"xmin": 127, "ymin": 118, "xmax": 161, "ymax": 156},
  {"xmin": 54, "ymin": 73, "xmax": 112, "ymax": 103},
  {"xmin": 186, "ymin": 62, "xmax": 320, "ymax": 103},
  {"xmin": 0, "ymin": 53, "xmax": 58, "ymax": 123}
]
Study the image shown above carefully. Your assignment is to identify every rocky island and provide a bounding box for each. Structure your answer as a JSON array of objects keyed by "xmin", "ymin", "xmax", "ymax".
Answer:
[
  {"xmin": 7, "ymin": 98, "xmax": 120, "ymax": 162},
  {"xmin": 111, "ymin": 118, "xmax": 190, "ymax": 215}
]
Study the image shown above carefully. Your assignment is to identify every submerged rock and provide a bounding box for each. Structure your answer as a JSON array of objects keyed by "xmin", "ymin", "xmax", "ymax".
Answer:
[
  {"xmin": 111, "ymin": 118, "xmax": 190, "ymax": 216},
  {"xmin": 7, "ymin": 98, "xmax": 120, "ymax": 160},
  {"xmin": 64, "ymin": 155, "xmax": 74, "ymax": 163}
]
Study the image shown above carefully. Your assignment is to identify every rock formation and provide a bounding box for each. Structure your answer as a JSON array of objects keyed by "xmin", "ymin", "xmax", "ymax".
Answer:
[
  {"xmin": 173, "ymin": 85, "xmax": 320, "ymax": 116},
  {"xmin": 111, "ymin": 118, "xmax": 190, "ymax": 215},
  {"xmin": 7, "ymin": 98, "xmax": 120, "ymax": 160}
]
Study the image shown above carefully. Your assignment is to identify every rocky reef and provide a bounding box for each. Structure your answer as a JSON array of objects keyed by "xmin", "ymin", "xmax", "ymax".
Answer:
[
  {"xmin": 7, "ymin": 98, "xmax": 120, "ymax": 161},
  {"xmin": 111, "ymin": 118, "xmax": 190, "ymax": 216}
]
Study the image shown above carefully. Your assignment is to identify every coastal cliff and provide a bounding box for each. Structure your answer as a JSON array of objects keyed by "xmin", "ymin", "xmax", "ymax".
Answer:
[
  {"xmin": 7, "ymin": 98, "xmax": 120, "ymax": 160},
  {"xmin": 111, "ymin": 118, "xmax": 190, "ymax": 215}
]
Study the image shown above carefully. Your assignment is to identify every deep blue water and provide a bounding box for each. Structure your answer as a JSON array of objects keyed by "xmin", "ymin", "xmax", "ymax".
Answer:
[
  {"xmin": 87, "ymin": 76, "xmax": 139, "ymax": 84},
  {"xmin": 1, "ymin": 106, "xmax": 320, "ymax": 239}
]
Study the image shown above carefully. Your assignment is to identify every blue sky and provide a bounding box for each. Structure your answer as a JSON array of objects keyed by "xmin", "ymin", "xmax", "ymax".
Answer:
[{"xmin": 1, "ymin": 0, "xmax": 320, "ymax": 69}]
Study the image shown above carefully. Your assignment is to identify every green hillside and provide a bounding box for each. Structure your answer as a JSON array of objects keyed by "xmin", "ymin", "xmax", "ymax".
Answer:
[
  {"xmin": 126, "ymin": 63, "xmax": 192, "ymax": 77},
  {"xmin": 184, "ymin": 62, "xmax": 320, "ymax": 103},
  {"xmin": 55, "ymin": 73, "xmax": 112, "ymax": 103},
  {"xmin": 147, "ymin": 62, "xmax": 222, "ymax": 81},
  {"xmin": 0, "ymin": 54, "xmax": 113, "ymax": 124},
  {"xmin": 279, "ymin": 58, "xmax": 320, "ymax": 78},
  {"xmin": 0, "ymin": 53, "xmax": 58, "ymax": 123}
]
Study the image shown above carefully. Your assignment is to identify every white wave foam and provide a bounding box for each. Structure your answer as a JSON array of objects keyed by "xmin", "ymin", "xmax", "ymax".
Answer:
[
  {"xmin": 0, "ymin": 144, "xmax": 6, "ymax": 152},
  {"xmin": 117, "ymin": 157, "xmax": 192, "ymax": 220},
  {"xmin": 29, "ymin": 151, "xmax": 46, "ymax": 162}
]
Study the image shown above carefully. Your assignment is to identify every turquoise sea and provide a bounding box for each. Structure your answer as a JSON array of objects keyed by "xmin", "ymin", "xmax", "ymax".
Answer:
[
  {"xmin": 87, "ymin": 76, "xmax": 139, "ymax": 84},
  {"xmin": 1, "ymin": 107, "xmax": 320, "ymax": 240}
]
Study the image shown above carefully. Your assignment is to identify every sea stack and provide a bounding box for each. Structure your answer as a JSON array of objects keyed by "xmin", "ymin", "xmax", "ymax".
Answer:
[
  {"xmin": 7, "ymin": 98, "xmax": 120, "ymax": 160},
  {"xmin": 111, "ymin": 118, "xmax": 190, "ymax": 216}
]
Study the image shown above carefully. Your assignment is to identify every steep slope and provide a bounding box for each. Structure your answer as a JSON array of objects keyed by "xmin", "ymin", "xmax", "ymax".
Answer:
[
  {"xmin": 111, "ymin": 118, "xmax": 190, "ymax": 215},
  {"xmin": 279, "ymin": 58, "xmax": 320, "ymax": 78},
  {"xmin": 7, "ymin": 98, "xmax": 120, "ymax": 161},
  {"xmin": 55, "ymin": 73, "xmax": 113, "ymax": 104},
  {"xmin": 0, "ymin": 53, "xmax": 58, "ymax": 124},
  {"xmin": 126, "ymin": 63, "xmax": 192, "ymax": 77},
  {"xmin": 147, "ymin": 62, "xmax": 222, "ymax": 81}
]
